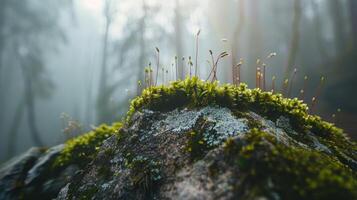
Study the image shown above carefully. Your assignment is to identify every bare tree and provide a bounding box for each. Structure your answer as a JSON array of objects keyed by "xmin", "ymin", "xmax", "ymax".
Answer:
[
  {"xmin": 329, "ymin": 1, "xmax": 346, "ymax": 52},
  {"xmin": 285, "ymin": 0, "xmax": 301, "ymax": 78},
  {"xmin": 231, "ymin": 0, "xmax": 245, "ymax": 84},
  {"xmin": 96, "ymin": 0, "xmax": 116, "ymax": 124},
  {"xmin": 0, "ymin": 0, "xmax": 9, "ymax": 128},
  {"xmin": 349, "ymin": 0, "xmax": 357, "ymax": 49},
  {"xmin": 311, "ymin": 0, "xmax": 328, "ymax": 60},
  {"xmin": 7, "ymin": 97, "xmax": 25, "ymax": 157},
  {"xmin": 0, "ymin": 0, "xmax": 8, "ymax": 74},
  {"xmin": 174, "ymin": 0, "xmax": 184, "ymax": 80},
  {"xmin": 247, "ymin": 0, "xmax": 263, "ymax": 84},
  {"xmin": 2, "ymin": 0, "xmax": 70, "ymax": 156},
  {"xmin": 137, "ymin": 0, "xmax": 148, "ymax": 93},
  {"xmin": 18, "ymin": 54, "xmax": 45, "ymax": 147}
]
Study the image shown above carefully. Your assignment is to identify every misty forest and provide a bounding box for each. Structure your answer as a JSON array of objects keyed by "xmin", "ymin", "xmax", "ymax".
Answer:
[{"xmin": 0, "ymin": 0, "xmax": 357, "ymax": 199}]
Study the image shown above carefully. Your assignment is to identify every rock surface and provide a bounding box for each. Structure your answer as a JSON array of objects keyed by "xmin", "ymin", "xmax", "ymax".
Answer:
[
  {"xmin": 0, "ymin": 145, "xmax": 77, "ymax": 199},
  {"xmin": 1, "ymin": 105, "xmax": 356, "ymax": 200}
]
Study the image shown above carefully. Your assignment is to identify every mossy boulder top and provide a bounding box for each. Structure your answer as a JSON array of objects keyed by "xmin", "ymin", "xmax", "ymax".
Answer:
[{"xmin": 1, "ymin": 78, "xmax": 356, "ymax": 200}]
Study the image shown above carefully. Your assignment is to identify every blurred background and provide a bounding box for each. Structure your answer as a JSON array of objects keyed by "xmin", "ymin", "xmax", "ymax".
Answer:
[{"xmin": 0, "ymin": 0, "xmax": 356, "ymax": 162}]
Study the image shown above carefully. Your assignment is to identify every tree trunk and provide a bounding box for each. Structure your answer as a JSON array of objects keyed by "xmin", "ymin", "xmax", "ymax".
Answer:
[
  {"xmin": 247, "ymin": 0, "xmax": 263, "ymax": 86},
  {"xmin": 174, "ymin": 0, "xmax": 184, "ymax": 80},
  {"xmin": 0, "ymin": 0, "xmax": 8, "ymax": 128},
  {"xmin": 137, "ymin": 0, "xmax": 147, "ymax": 93},
  {"xmin": 21, "ymin": 65, "xmax": 44, "ymax": 146},
  {"xmin": 96, "ymin": 5, "xmax": 111, "ymax": 124},
  {"xmin": 311, "ymin": 0, "xmax": 328, "ymax": 60},
  {"xmin": 7, "ymin": 98, "xmax": 25, "ymax": 157},
  {"xmin": 0, "ymin": 0, "xmax": 8, "ymax": 74},
  {"xmin": 231, "ymin": 0, "xmax": 245, "ymax": 84},
  {"xmin": 329, "ymin": 1, "xmax": 346, "ymax": 51},
  {"xmin": 285, "ymin": 0, "xmax": 301, "ymax": 78},
  {"xmin": 349, "ymin": 0, "xmax": 357, "ymax": 49}
]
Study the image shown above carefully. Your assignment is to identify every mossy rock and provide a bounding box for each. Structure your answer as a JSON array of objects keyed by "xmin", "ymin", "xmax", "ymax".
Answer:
[
  {"xmin": 1, "ymin": 78, "xmax": 356, "ymax": 200},
  {"xmin": 52, "ymin": 122, "xmax": 123, "ymax": 169}
]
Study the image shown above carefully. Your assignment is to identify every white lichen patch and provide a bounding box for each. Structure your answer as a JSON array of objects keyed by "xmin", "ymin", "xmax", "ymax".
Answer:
[
  {"xmin": 150, "ymin": 106, "xmax": 249, "ymax": 147},
  {"xmin": 307, "ymin": 132, "xmax": 332, "ymax": 153},
  {"xmin": 201, "ymin": 107, "xmax": 249, "ymax": 136},
  {"xmin": 248, "ymin": 112, "xmax": 307, "ymax": 148},
  {"xmin": 162, "ymin": 108, "xmax": 201, "ymax": 133}
]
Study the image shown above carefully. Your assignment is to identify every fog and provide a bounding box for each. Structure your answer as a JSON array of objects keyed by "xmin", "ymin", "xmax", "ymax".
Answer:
[{"xmin": 1, "ymin": 0, "xmax": 356, "ymax": 162}]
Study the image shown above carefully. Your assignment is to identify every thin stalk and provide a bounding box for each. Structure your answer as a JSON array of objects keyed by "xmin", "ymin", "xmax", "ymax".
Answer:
[
  {"xmin": 188, "ymin": 56, "xmax": 192, "ymax": 78},
  {"xmin": 282, "ymin": 79, "xmax": 289, "ymax": 96},
  {"xmin": 175, "ymin": 56, "xmax": 178, "ymax": 80},
  {"xmin": 195, "ymin": 29, "xmax": 201, "ymax": 77},
  {"xmin": 271, "ymin": 76, "xmax": 276, "ymax": 93},
  {"xmin": 287, "ymin": 68, "xmax": 298, "ymax": 97},
  {"xmin": 182, "ymin": 57, "xmax": 185, "ymax": 78},
  {"xmin": 237, "ymin": 59, "xmax": 243, "ymax": 85},
  {"xmin": 262, "ymin": 63, "xmax": 266, "ymax": 91},
  {"xmin": 155, "ymin": 47, "xmax": 160, "ymax": 86},
  {"xmin": 299, "ymin": 75, "xmax": 308, "ymax": 100},
  {"xmin": 206, "ymin": 50, "xmax": 215, "ymax": 81},
  {"xmin": 310, "ymin": 76, "xmax": 325, "ymax": 114},
  {"xmin": 149, "ymin": 63, "xmax": 153, "ymax": 87}
]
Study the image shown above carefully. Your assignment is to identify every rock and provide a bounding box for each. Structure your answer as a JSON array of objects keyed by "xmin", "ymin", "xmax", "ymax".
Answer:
[
  {"xmin": 25, "ymin": 144, "xmax": 64, "ymax": 185},
  {"xmin": 0, "ymin": 147, "xmax": 44, "ymax": 200},
  {"xmin": 0, "ymin": 145, "xmax": 78, "ymax": 200},
  {"xmin": 1, "ymin": 79, "xmax": 356, "ymax": 199},
  {"xmin": 55, "ymin": 106, "xmax": 357, "ymax": 200}
]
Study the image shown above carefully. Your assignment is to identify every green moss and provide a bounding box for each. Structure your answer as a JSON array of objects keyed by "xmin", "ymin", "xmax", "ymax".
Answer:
[
  {"xmin": 223, "ymin": 129, "xmax": 357, "ymax": 199},
  {"xmin": 80, "ymin": 184, "xmax": 99, "ymax": 200},
  {"xmin": 126, "ymin": 155, "xmax": 162, "ymax": 196},
  {"xmin": 186, "ymin": 130, "xmax": 210, "ymax": 161},
  {"xmin": 126, "ymin": 77, "xmax": 356, "ymax": 162},
  {"xmin": 53, "ymin": 122, "xmax": 122, "ymax": 169}
]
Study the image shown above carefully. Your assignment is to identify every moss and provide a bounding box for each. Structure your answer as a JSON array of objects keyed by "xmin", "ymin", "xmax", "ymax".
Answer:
[
  {"xmin": 53, "ymin": 122, "xmax": 122, "ymax": 169},
  {"xmin": 126, "ymin": 77, "xmax": 356, "ymax": 162},
  {"xmin": 223, "ymin": 129, "xmax": 357, "ymax": 199},
  {"xmin": 79, "ymin": 184, "xmax": 99, "ymax": 200},
  {"xmin": 184, "ymin": 115, "xmax": 213, "ymax": 161},
  {"xmin": 186, "ymin": 130, "xmax": 210, "ymax": 161},
  {"xmin": 126, "ymin": 155, "xmax": 162, "ymax": 196}
]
